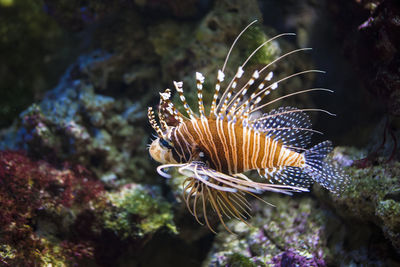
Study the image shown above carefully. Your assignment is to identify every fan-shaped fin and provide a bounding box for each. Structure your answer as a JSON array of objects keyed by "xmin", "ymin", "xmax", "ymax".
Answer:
[
  {"xmin": 257, "ymin": 166, "xmax": 313, "ymax": 188},
  {"xmin": 253, "ymin": 106, "xmax": 313, "ymax": 150},
  {"xmin": 304, "ymin": 141, "xmax": 350, "ymax": 195}
]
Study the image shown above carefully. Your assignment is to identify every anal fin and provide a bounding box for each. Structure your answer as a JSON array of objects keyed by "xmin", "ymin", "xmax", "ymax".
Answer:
[{"xmin": 258, "ymin": 166, "xmax": 313, "ymax": 188}]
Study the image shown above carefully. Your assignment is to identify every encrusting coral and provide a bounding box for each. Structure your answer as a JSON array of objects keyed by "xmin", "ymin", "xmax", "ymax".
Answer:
[
  {"xmin": 0, "ymin": 151, "xmax": 102, "ymax": 266},
  {"xmin": 202, "ymin": 195, "xmax": 326, "ymax": 266},
  {"xmin": 319, "ymin": 147, "xmax": 400, "ymax": 255},
  {"xmin": 102, "ymin": 184, "xmax": 177, "ymax": 239},
  {"xmin": 0, "ymin": 151, "xmax": 178, "ymax": 265},
  {"xmin": 0, "ymin": 52, "xmax": 153, "ymax": 186}
]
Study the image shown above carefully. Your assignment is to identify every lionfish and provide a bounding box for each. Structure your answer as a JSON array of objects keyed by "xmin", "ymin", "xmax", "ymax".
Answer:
[{"xmin": 147, "ymin": 21, "xmax": 348, "ymax": 233}]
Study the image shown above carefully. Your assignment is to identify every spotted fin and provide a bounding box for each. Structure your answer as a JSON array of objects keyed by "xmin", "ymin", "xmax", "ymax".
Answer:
[
  {"xmin": 304, "ymin": 141, "xmax": 350, "ymax": 195},
  {"xmin": 253, "ymin": 106, "xmax": 313, "ymax": 151},
  {"xmin": 257, "ymin": 166, "xmax": 313, "ymax": 189}
]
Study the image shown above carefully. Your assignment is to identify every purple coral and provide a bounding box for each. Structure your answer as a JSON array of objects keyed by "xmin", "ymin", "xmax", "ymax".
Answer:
[{"xmin": 271, "ymin": 249, "xmax": 326, "ymax": 267}]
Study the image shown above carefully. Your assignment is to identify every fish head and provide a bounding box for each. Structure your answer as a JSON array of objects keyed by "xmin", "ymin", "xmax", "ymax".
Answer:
[{"xmin": 149, "ymin": 137, "xmax": 177, "ymax": 164}]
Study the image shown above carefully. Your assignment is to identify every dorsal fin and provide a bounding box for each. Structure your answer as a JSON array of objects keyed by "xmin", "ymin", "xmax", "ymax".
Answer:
[
  {"xmin": 217, "ymin": 66, "xmax": 244, "ymax": 118},
  {"xmin": 230, "ymin": 48, "xmax": 316, "ymax": 118},
  {"xmin": 209, "ymin": 70, "xmax": 225, "ymax": 118},
  {"xmin": 227, "ymin": 69, "xmax": 259, "ymax": 122},
  {"xmin": 195, "ymin": 72, "xmax": 206, "ymax": 118},
  {"xmin": 159, "ymin": 89, "xmax": 185, "ymax": 127},
  {"xmin": 173, "ymin": 81, "xmax": 196, "ymax": 120},
  {"xmin": 148, "ymin": 107, "xmax": 163, "ymax": 137}
]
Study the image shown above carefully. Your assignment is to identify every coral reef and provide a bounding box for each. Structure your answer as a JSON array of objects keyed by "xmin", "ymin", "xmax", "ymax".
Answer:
[
  {"xmin": 0, "ymin": 52, "xmax": 152, "ymax": 185},
  {"xmin": 0, "ymin": 151, "xmax": 178, "ymax": 265},
  {"xmin": 202, "ymin": 195, "xmax": 327, "ymax": 266},
  {"xmin": 203, "ymin": 146, "xmax": 400, "ymax": 266},
  {"xmin": 316, "ymin": 147, "xmax": 400, "ymax": 255},
  {"xmin": 102, "ymin": 184, "xmax": 177, "ymax": 239},
  {"xmin": 0, "ymin": 151, "xmax": 102, "ymax": 266}
]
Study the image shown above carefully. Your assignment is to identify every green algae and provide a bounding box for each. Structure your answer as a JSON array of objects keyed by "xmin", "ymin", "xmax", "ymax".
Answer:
[
  {"xmin": 0, "ymin": 0, "xmax": 13, "ymax": 7},
  {"xmin": 313, "ymin": 147, "xmax": 400, "ymax": 262},
  {"xmin": 148, "ymin": 21, "xmax": 192, "ymax": 57},
  {"xmin": 0, "ymin": 245, "xmax": 16, "ymax": 262},
  {"xmin": 377, "ymin": 199, "xmax": 400, "ymax": 232},
  {"xmin": 241, "ymin": 26, "xmax": 281, "ymax": 66},
  {"xmin": 103, "ymin": 185, "xmax": 177, "ymax": 239},
  {"xmin": 35, "ymin": 240, "xmax": 68, "ymax": 267},
  {"xmin": 332, "ymin": 157, "xmax": 400, "ymax": 238},
  {"xmin": 227, "ymin": 253, "xmax": 258, "ymax": 267},
  {"xmin": 347, "ymin": 161, "xmax": 400, "ymax": 251}
]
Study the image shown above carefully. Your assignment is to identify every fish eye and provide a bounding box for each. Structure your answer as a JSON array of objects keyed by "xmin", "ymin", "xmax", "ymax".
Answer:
[{"xmin": 159, "ymin": 138, "xmax": 173, "ymax": 149}]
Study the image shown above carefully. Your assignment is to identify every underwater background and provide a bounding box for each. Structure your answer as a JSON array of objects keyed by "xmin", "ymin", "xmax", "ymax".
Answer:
[{"xmin": 1, "ymin": 0, "xmax": 400, "ymax": 266}]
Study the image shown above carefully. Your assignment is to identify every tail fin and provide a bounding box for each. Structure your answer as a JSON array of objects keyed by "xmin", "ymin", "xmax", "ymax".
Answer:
[{"xmin": 304, "ymin": 141, "xmax": 349, "ymax": 194}]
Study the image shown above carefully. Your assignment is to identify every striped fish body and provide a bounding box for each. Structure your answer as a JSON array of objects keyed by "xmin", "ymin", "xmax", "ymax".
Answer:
[
  {"xmin": 171, "ymin": 117, "xmax": 305, "ymax": 174},
  {"xmin": 148, "ymin": 21, "xmax": 349, "ymax": 232}
]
